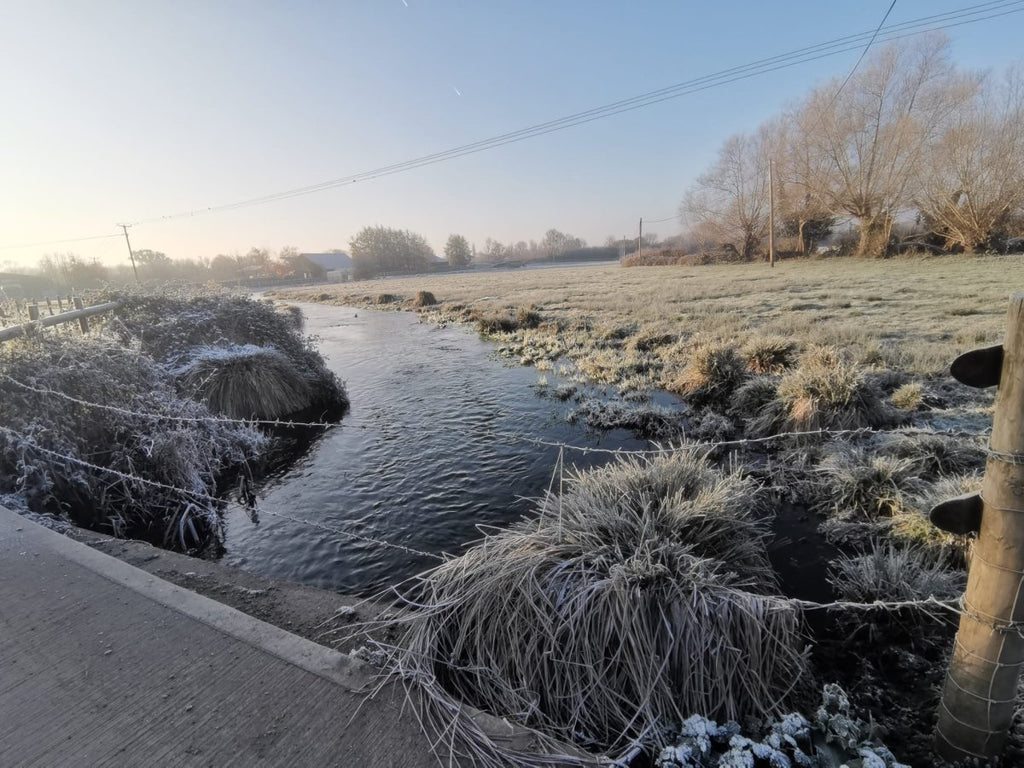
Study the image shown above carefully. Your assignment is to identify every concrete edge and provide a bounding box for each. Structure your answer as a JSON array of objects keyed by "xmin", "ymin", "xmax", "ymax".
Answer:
[{"xmin": 0, "ymin": 506, "xmax": 582, "ymax": 758}]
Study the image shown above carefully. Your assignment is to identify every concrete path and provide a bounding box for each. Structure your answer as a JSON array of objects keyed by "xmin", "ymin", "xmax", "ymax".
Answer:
[{"xmin": 0, "ymin": 506, "xmax": 537, "ymax": 767}]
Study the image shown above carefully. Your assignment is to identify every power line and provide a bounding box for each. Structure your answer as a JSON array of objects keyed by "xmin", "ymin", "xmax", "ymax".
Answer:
[
  {"xmin": 1, "ymin": 1, "xmax": 1019, "ymax": 250},
  {"xmin": 122, "ymin": 0, "xmax": 1024, "ymax": 226},
  {"xmin": 832, "ymin": 0, "xmax": 899, "ymax": 104},
  {"xmin": 0, "ymin": 233, "xmax": 120, "ymax": 252}
]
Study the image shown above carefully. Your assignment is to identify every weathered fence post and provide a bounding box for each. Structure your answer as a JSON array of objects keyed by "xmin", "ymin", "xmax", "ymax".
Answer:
[
  {"xmin": 934, "ymin": 292, "xmax": 1024, "ymax": 761},
  {"xmin": 72, "ymin": 297, "xmax": 88, "ymax": 333},
  {"xmin": 27, "ymin": 305, "xmax": 39, "ymax": 322}
]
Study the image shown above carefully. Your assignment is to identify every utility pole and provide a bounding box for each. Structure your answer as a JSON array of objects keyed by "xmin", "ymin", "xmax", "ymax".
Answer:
[
  {"xmin": 637, "ymin": 218, "xmax": 643, "ymax": 262},
  {"xmin": 933, "ymin": 293, "xmax": 1024, "ymax": 761},
  {"xmin": 768, "ymin": 159, "xmax": 775, "ymax": 268},
  {"xmin": 118, "ymin": 224, "xmax": 140, "ymax": 285}
]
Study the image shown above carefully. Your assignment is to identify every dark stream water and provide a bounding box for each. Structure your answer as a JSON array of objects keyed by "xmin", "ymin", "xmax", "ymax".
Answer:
[{"xmin": 221, "ymin": 303, "xmax": 656, "ymax": 595}]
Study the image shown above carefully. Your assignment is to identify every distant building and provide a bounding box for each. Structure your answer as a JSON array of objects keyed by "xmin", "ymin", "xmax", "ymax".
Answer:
[{"xmin": 302, "ymin": 252, "xmax": 353, "ymax": 282}]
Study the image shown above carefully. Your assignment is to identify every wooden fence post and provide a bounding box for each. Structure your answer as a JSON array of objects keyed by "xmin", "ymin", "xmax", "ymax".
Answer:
[
  {"xmin": 27, "ymin": 305, "xmax": 39, "ymax": 322},
  {"xmin": 72, "ymin": 297, "xmax": 89, "ymax": 333},
  {"xmin": 934, "ymin": 292, "xmax": 1024, "ymax": 761}
]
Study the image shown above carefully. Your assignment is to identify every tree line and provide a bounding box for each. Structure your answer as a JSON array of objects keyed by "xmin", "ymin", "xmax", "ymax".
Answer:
[{"xmin": 680, "ymin": 34, "xmax": 1024, "ymax": 259}]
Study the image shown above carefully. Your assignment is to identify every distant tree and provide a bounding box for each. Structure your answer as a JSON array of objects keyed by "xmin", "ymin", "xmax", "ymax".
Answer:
[
  {"xmin": 444, "ymin": 234, "xmax": 472, "ymax": 267},
  {"xmin": 916, "ymin": 66, "xmax": 1024, "ymax": 251},
  {"xmin": 798, "ymin": 34, "xmax": 967, "ymax": 256},
  {"xmin": 132, "ymin": 249, "xmax": 170, "ymax": 266},
  {"xmin": 209, "ymin": 254, "xmax": 240, "ymax": 280},
  {"xmin": 540, "ymin": 229, "xmax": 585, "ymax": 258},
  {"xmin": 349, "ymin": 226, "xmax": 433, "ymax": 279},
  {"xmin": 38, "ymin": 253, "xmax": 109, "ymax": 290},
  {"xmin": 681, "ymin": 131, "xmax": 770, "ymax": 260}
]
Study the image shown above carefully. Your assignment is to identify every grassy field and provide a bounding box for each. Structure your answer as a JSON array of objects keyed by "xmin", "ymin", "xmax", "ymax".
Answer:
[
  {"xmin": 274, "ymin": 255, "xmax": 1024, "ymax": 766},
  {"xmin": 280, "ymin": 255, "xmax": 1021, "ymax": 378}
]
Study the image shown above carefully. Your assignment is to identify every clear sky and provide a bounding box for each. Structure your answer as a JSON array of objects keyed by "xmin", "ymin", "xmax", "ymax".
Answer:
[{"xmin": 2, "ymin": 1, "xmax": 1022, "ymax": 270}]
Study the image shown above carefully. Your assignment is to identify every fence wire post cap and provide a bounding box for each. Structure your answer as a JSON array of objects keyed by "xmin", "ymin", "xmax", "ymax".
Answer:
[
  {"xmin": 951, "ymin": 344, "xmax": 1003, "ymax": 388},
  {"xmin": 930, "ymin": 492, "xmax": 983, "ymax": 535}
]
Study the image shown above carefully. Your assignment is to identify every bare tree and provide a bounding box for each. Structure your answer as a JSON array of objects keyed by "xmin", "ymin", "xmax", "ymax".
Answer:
[
  {"xmin": 917, "ymin": 65, "xmax": 1024, "ymax": 251},
  {"xmin": 765, "ymin": 114, "xmax": 835, "ymax": 254},
  {"xmin": 800, "ymin": 34, "xmax": 965, "ymax": 256},
  {"xmin": 681, "ymin": 131, "xmax": 770, "ymax": 260}
]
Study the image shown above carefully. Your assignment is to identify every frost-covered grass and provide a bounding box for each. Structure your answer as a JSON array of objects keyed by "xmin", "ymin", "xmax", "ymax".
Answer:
[
  {"xmin": 0, "ymin": 337, "xmax": 265, "ymax": 551},
  {"xmin": 175, "ymin": 344, "xmax": 313, "ymax": 420},
  {"xmin": 387, "ymin": 451, "xmax": 808, "ymax": 760},
  {"xmin": 106, "ymin": 289, "xmax": 348, "ymax": 417}
]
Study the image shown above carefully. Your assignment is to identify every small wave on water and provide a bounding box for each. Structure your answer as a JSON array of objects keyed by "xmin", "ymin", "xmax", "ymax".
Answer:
[{"xmin": 221, "ymin": 303, "xmax": 655, "ymax": 595}]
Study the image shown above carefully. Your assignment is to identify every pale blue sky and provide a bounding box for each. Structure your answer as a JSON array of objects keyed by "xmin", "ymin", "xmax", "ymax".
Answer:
[{"xmin": 2, "ymin": 1, "xmax": 1022, "ymax": 269}]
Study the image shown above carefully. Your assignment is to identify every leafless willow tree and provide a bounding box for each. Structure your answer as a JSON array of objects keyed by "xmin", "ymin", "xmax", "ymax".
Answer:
[
  {"xmin": 680, "ymin": 130, "xmax": 771, "ymax": 260},
  {"xmin": 916, "ymin": 65, "xmax": 1024, "ymax": 251},
  {"xmin": 799, "ymin": 34, "xmax": 969, "ymax": 256}
]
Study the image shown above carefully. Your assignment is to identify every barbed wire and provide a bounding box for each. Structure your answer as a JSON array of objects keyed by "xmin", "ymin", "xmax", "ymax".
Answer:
[
  {"xmin": 0, "ymin": 374, "xmax": 342, "ymax": 430},
  {"xmin": 493, "ymin": 425, "xmax": 990, "ymax": 457},
  {"xmin": 0, "ymin": 421, "xmax": 983, "ymax": 627},
  {"xmin": 0, "ymin": 424, "xmax": 444, "ymax": 562},
  {"xmin": 0, "ymin": 371, "xmax": 991, "ymax": 457}
]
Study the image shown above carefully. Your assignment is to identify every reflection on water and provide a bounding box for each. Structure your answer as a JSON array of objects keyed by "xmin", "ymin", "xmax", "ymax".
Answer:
[{"xmin": 221, "ymin": 303, "xmax": 653, "ymax": 595}]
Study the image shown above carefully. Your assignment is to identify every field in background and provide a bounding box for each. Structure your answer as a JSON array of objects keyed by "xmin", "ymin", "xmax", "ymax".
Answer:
[{"xmin": 279, "ymin": 255, "xmax": 1024, "ymax": 378}]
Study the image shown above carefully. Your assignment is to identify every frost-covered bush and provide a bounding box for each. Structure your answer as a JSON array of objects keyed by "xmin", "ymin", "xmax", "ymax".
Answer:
[
  {"xmin": 0, "ymin": 337, "xmax": 265, "ymax": 551},
  {"xmin": 106, "ymin": 290, "xmax": 348, "ymax": 417},
  {"xmin": 656, "ymin": 685, "xmax": 908, "ymax": 768}
]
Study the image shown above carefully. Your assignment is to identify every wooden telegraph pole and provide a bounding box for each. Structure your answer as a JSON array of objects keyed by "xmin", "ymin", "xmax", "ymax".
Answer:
[
  {"xmin": 768, "ymin": 159, "xmax": 775, "ymax": 268},
  {"xmin": 933, "ymin": 293, "xmax": 1024, "ymax": 761},
  {"xmin": 637, "ymin": 218, "xmax": 643, "ymax": 262},
  {"xmin": 118, "ymin": 224, "xmax": 140, "ymax": 285}
]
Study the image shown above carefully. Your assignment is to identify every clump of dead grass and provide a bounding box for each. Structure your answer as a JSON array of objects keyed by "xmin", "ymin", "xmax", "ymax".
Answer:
[
  {"xmin": 412, "ymin": 290, "xmax": 438, "ymax": 307},
  {"xmin": 743, "ymin": 336, "xmax": 797, "ymax": 374},
  {"xmin": 813, "ymin": 446, "xmax": 922, "ymax": 521},
  {"xmin": 890, "ymin": 382, "xmax": 924, "ymax": 411},
  {"xmin": 775, "ymin": 347, "xmax": 896, "ymax": 432},
  {"xmin": 829, "ymin": 542, "xmax": 965, "ymax": 604},
  {"xmin": 668, "ymin": 343, "xmax": 749, "ymax": 409},
  {"xmin": 108, "ymin": 290, "xmax": 348, "ymax": 416},
  {"xmin": 390, "ymin": 451, "xmax": 808, "ymax": 758},
  {"xmin": 175, "ymin": 345, "xmax": 313, "ymax": 420},
  {"xmin": 877, "ymin": 432, "xmax": 986, "ymax": 480}
]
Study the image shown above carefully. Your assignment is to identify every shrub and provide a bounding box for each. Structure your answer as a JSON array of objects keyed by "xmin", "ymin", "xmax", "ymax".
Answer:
[
  {"xmin": 776, "ymin": 347, "xmax": 896, "ymax": 431},
  {"xmin": 412, "ymin": 290, "xmax": 437, "ymax": 307},
  {"xmin": 390, "ymin": 452, "xmax": 808, "ymax": 758},
  {"xmin": 0, "ymin": 337, "xmax": 265, "ymax": 551},
  {"xmin": 668, "ymin": 343, "xmax": 749, "ymax": 409}
]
